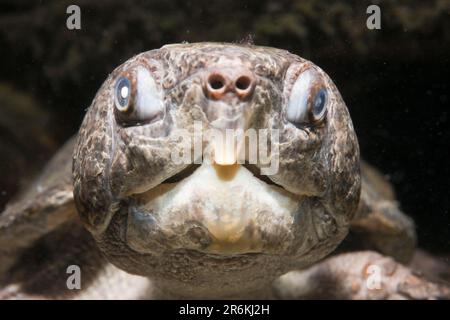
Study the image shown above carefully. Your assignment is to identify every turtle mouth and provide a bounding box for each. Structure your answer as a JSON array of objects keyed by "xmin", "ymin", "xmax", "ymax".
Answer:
[
  {"xmin": 161, "ymin": 162, "xmax": 284, "ymax": 188},
  {"xmin": 126, "ymin": 163, "xmax": 303, "ymax": 255},
  {"xmin": 160, "ymin": 163, "xmax": 201, "ymax": 184}
]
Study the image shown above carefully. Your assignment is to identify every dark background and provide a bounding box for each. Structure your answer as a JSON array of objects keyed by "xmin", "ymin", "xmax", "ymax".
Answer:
[{"xmin": 0, "ymin": 0, "xmax": 449, "ymax": 252}]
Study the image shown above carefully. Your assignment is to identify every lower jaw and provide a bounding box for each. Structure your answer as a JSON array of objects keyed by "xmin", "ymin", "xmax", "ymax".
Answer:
[
  {"xmin": 152, "ymin": 278, "xmax": 277, "ymax": 299},
  {"xmin": 126, "ymin": 163, "xmax": 302, "ymax": 255},
  {"xmin": 100, "ymin": 234, "xmax": 291, "ymax": 299},
  {"xmin": 147, "ymin": 251, "xmax": 290, "ymax": 299},
  {"xmin": 96, "ymin": 208, "xmax": 349, "ymax": 299}
]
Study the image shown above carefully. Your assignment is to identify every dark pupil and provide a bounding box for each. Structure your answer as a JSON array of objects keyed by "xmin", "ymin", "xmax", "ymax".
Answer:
[
  {"xmin": 116, "ymin": 77, "xmax": 130, "ymax": 107},
  {"xmin": 313, "ymin": 88, "xmax": 327, "ymax": 116}
]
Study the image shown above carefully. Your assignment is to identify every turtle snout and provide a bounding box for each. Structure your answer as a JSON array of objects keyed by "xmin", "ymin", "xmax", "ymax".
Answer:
[{"xmin": 203, "ymin": 67, "xmax": 256, "ymax": 101}]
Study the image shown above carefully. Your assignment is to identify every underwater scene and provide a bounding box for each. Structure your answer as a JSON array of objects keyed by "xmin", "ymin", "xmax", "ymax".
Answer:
[{"xmin": 0, "ymin": 0, "xmax": 449, "ymax": 303}]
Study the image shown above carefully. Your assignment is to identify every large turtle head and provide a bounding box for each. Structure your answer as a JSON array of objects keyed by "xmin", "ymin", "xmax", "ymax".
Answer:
[{"xmin": 73, "ymin": 43, "xmax": 360, "ymax": 298}]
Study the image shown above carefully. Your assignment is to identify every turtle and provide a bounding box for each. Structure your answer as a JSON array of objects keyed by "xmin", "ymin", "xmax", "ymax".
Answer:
[{"xmin": 0, "ymin": 43, "xmax": 449, "ymax": 300}]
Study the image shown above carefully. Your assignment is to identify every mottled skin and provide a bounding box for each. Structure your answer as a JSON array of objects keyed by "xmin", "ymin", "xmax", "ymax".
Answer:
[
  {"xmin": 72, "ymin": 43, "xmax": 360, "ymax": 298},
  {"xmin": 0, "ymin": 43, "xmax": 448, "ymax": 299}
]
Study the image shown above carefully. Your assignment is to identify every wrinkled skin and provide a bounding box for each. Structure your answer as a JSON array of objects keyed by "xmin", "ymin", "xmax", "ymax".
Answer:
[
  {"xmin": 73, "ymin": 43, "xmax": 360, "ymax": 298},
  {"xmin": 1, "ymin": 43, "xmax": 448, "ymax": 300}
]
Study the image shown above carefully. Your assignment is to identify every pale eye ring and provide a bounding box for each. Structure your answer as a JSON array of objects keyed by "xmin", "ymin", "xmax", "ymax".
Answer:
[
  {"xmin": 286, "ymin": 67, "xmax": 329, "ymax": 125},
  {"xmin": 114, "ymin": 76, "xmax": 131, "ymax": 112}
]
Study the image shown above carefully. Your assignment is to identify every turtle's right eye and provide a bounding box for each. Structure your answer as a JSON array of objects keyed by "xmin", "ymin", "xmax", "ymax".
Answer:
[
  {"xmin": 114, "ymin": 76, "xmax": 132, "ymax": 112},
  {"xmin": 113, "ymin": 66, "xmax": 164, "ymax": 125}
]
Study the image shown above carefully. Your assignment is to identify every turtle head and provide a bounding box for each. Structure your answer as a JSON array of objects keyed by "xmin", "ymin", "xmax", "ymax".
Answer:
[{"xmin": 73, "ymin": 43, "xmax": 360, "ymax": 298}]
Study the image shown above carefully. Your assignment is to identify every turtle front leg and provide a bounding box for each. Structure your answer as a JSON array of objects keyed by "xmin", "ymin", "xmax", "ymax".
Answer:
[
  {"xmin": 0, "ymin": 221, "xmax": 153, "ymax": 300},
  {"xmin": 0, "ymin": 138, "xmax": 76, "ymax": 283},
  {"xmin": 273, "ymin": 251, "xmax": 450, "ymax": 300},
  {"xmin": 343, "ymin": 161, "xmax": 417, "ymax": 263}
]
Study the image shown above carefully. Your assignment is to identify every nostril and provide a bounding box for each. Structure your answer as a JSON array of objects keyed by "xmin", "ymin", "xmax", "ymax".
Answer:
[
  {"xmin": 235, "ymin": 76, "xmax": 252, "ymax": 91},
  {"xmin": 207, "ymin": 74, "xmax": 226, "ymax": 91}
]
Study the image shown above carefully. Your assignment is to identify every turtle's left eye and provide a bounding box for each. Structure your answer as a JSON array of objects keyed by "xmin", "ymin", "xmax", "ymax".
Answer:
[
  {"xmin": 286, "ymin": 68, "xmax": 328, "ymax": 125},
  {"xmin": 311, "ymin": 88, "xmax": 327, "ymax": 121}
]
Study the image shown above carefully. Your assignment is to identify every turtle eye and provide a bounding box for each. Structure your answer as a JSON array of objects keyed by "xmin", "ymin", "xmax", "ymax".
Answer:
[
  {"xmin": 311, "ymin": 88, "xmax": 327, "ymax": 121},
  {"xmin": 114, "ymin": 66, "xmax": 164, "ymax": 124},
  {"xmin": 286, "ymin": 68, "xmax": 328, "ymax": 125},
  {"xmin": 114, "ymin": 76, "xmax": 131, "ymax": 112},
  {"xmin": 133, "ymin": 66, "xmax": 163, "ymax": 121}
]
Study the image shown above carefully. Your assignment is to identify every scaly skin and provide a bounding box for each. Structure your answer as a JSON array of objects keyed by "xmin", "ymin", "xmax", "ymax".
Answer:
[
  {"xmin": 73, "ymin": 42, "xmax": 359, "ymax": 298},
  {"xmin": 0, "ymin": 43, "xmax": 447, "ymax": 299}
]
